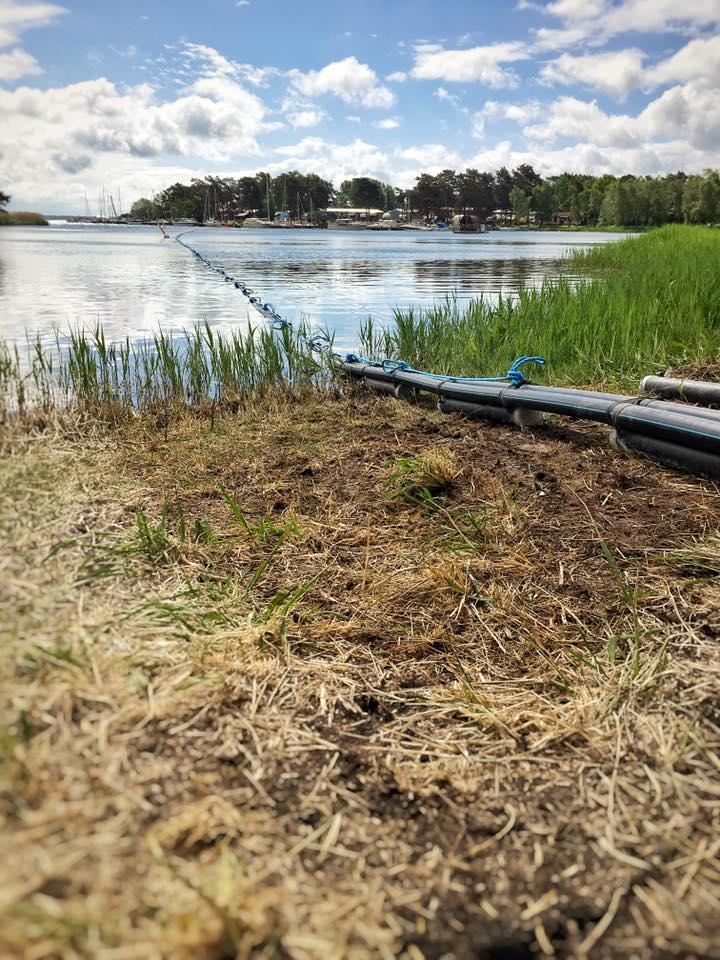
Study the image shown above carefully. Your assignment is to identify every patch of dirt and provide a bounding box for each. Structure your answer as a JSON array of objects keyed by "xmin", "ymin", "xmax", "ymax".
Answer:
[
  {"xmin": 668, "ymin": 359, "xmax": 720, "ymax": 382},
  {"xmin": 1, "ymin": 391, "xmax": 720, "ymax": 959}
]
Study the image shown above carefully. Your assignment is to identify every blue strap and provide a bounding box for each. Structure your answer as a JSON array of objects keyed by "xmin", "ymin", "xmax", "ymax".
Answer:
[{"xmin": 342, "ymin": 354, "xmax": 545, "ymax": 387}]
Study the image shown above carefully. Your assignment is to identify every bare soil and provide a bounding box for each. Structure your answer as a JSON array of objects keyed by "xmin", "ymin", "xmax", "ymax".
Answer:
[{"xmin": 2, "ymin": 390, "xmax": 719, "ymax": 959}]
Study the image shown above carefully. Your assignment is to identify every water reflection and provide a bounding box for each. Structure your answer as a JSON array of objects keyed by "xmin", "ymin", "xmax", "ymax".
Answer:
[{"xmin": 0, "ymin": 224, "xmax": 633, "ymax": 351}]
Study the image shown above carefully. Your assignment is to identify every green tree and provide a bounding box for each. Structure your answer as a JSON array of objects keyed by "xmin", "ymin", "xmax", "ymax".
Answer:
[
  {"xmin": 347, "ymin": 177, "xmax": 384, "ymax": 210},
  {"xmin": 683, "ymin": 173, "xmax": 720, "ymax": 224},
  {"xmin": 336, "ymin": 180, "xmax": 352, "ymax": 206},
  {"xmin": 381, "ymin": 182, "xmax": 398, "ymax": 211},
  {"xmin": 156, "ymin": 181, "xmax": 205, "ymax": 221},
  {"xmin": 531, "ymin": 182, "xmax": 556, "ymax": 224},
  {"xmin": 0, "ymin": 190, "xmax": 9, "ymax": 209},
  {"xmin": 302, "ymin": 173, "xmax": 335, "ymax": 213},
  {"xmin": 129, "ymin": 197, "xmax": 159, "ymax": 220},
  {"xmin": 236, "ymin": 176, "xmax": 263, "ymax": 212},
  {"xmin": 434, "ymin": 169, "xmax": 458, "ymax": 217},
  {"xmin": 409, "ymin": 173, "xmax": 444, "ymax": 217},
  {"xmin": 457, "ymin": 169, "xmax": 492, "ymax": 216},
  {"xmin": 494, "ymin": 166, "xmax": 514, "ymax": 210},
  {"xmin": 509, "ymin": 186, "xmax": 529, "ymax": 223},
  {"xmin": 599, "ymin": 179, "xmax": 636, "ymax": 226},
  {"xmin": 512, "ymin": 164, "xmax": 542, "ymax": 195}
]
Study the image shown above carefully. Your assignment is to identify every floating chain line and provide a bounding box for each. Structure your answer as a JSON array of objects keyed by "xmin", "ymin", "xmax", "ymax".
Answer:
[
  {"xmin": 173, "ymin": 231, "xmax": 332, "ymax": 358},
  {"xmin": 173, "ymin": 231, "xmax": 545, "ymax": 386}
]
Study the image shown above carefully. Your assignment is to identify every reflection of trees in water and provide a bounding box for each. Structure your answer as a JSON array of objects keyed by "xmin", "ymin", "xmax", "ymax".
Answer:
[
  {"xmin": 226, "ymin": 256, "xmax": 585, "ymax": 291},
  {"xmin": 412, "ymin": 257, "xmax": 575, "ymax": 290},
  {"xmin": 226, "ymin": 259, "xmax": 389, "ymax": 284}
]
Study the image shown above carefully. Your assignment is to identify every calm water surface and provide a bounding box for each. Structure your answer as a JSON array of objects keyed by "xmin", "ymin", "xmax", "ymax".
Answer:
[{"xmin": 0, "ymin": 224, "xmax": 633, "ymax": 351}]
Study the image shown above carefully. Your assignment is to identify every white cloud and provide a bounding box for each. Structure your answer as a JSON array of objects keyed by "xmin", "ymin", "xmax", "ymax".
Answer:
[
  {"xmin": 0, "ymin": 46, "xmax": 41, "ymax": 80},
  {"xmin": 0, "ymin": 0, "xmax": 66, "ymax": 47},
  {"xmin": 394, "ymin": 143, "xmax": 463, "ymax": 169},
  {"xmin": 465, "ymin": 136, "xmax": 718, "ymax": 179},
  {"xmin": 183, "ymin": 42, "xmax": 237, "ymax": 76},
  {"xmin": 538, "ymin": 34, "xmax": 720, "ymax": 100},
  {"xmin": 270, "ymin": 136, "xmax": 392, "ymax": 183},
  {"xmin": 373, "ymin": 117, "xmax": 399, "ymax": 128},
  {"xmin": 386, "ymin": 70, "xmax": 407, "ymax": 82},
  {"xmin": 288, "ymin": 57, "xmax": 395, "ymax": 108},
  {"xmin": 411, "ymin": 41, "xmax": 531, "ymax": 87},
  {"xmin": 517, "ymin": 82, "xmax": 720, "ymax": 153},
  {"xmin": 523, "ymin": 96, "xmax": 637, "ymax": 147},
  {"xmin": 535, "ymin": 0, "xmax": 720, "ymax": 49},
  {"xmin": 0, "ymin": 46, "xmax": 276, "ymax": 211},
  {"xmin": 434, "ymin": 86, "xmax": 469, "ymax": 112},
  {"xmin": 482, "ymin": 98, "xmax": 544, "ymax": 124},
  {"xmin": 471, "ymin": 113, "xmax": 485, "ymax": 138},
  {"xmin": 540, "ymin": 48, "xmax": 646, "ymax": 100},
  {"xmin": 0, "ymin": 74, "xmax": 269, "ymax": 159},
  {"xmin": 182, "ymin": 42, "xmax": 277, "ymax": 87},
  {"xmin": 110, "ymin": 44, "xmax": 138, "ymax": 60},
  {"xmin": 286, "ymin": 108, "xmax": 327, "ymax": 128},
  {"xmin": 639, "ymin": 82, "xmax": 720, "ymax": 150},
  {"xmin": 645, "ymin": 34, "xmax": 720, "ymax": 88},
  {"xmin": 0, "ymin": 0, "xmax": 66, "ymax": 82}
]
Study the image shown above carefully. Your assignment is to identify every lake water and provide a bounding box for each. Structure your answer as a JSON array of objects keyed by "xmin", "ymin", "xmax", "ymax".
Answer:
[{"xmin": 0, "ymin": 224, "xmax": 632, "ymax": 352}]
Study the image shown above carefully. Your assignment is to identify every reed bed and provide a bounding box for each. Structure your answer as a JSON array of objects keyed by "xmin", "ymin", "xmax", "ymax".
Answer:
[
  {"xmin": 0, "ymin": 321, "xmax": 331, "ymax": 419},
  {"xmin": 361, "ymin": 226, "xmax": 720, "ymax": 388},
  {"xmin": 0, "ymin": 210, "xmax": 49, "ymax": 226}
]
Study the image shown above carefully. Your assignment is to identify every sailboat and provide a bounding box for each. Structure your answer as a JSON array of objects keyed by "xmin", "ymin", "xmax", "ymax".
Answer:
[
  {"xmin": 271, "ymin": 175, "xmax": 295, "ymax": 227},
  {"xmin": 203, "ymin": 185, "xmax": 222, "ymax": 227}
]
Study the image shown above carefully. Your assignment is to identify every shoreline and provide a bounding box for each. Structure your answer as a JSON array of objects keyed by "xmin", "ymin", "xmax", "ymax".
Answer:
[{"xmin": 0, "ymin": 210, "xmax": 48, "ymax": 226}]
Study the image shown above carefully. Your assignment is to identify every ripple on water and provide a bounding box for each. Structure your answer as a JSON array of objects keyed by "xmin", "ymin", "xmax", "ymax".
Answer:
[{"xmin": 0, "ymin": 224, "xmax": 632, "ymax": 351}]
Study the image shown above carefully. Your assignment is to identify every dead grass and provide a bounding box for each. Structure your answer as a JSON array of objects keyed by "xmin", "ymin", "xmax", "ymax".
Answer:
[{"xmin": 1, "ymin": 391, "xmax": 720, "ymax": 959}]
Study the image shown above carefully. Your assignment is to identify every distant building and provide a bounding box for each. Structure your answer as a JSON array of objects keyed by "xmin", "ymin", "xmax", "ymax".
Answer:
[
  {"xmin": 552, "ymin": 211, "xmax": 573, "ymax": 226},
  {"xmin": 325, "ymin": 207, "xmax": 384, "ymax": 223}
]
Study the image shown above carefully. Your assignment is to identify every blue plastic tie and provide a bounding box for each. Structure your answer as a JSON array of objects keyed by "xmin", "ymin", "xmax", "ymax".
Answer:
[{"xmin": 343, "ymin": 353, "xmax": 545, "ymax": 387}]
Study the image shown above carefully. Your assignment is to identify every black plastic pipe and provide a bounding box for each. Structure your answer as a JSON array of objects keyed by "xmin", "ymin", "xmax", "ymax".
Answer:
[
  {"xmin": 611, "ymin": 429, "xmax": 720, "ymax": 479},
  {"xmin": 344, "ymin": 361, "xmax": 720, "ymax": 446},
  {"xmin": 354, "ymin": 364, "xmax": 720, "ymax": 423},
  {"xmin": 438, "ymin": 398, "xmax": 543, "ymax": 427},
  {"xmin": 341, "ymin": 359, "xmax": 720, "ymax": 478},
  {"xmin": 641, "ymin": 375, "xmax": 720, "ymax": 409}
]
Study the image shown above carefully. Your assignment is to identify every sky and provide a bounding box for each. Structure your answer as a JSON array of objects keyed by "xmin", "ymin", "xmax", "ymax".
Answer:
[{"xmin": 1, "ymin": 0, "xmax": 720, "ymax": 214}]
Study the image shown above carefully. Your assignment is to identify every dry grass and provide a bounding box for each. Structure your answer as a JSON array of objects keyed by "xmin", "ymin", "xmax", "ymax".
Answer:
[{"xmin": 2, "ymin": 390, "xmax": 720, "ymax": 959}]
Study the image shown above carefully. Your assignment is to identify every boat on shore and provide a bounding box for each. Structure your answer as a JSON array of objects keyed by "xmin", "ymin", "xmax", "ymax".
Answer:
[{"xmin": 451, "ymin": 213, "xmax": 486, "ymax": 234}]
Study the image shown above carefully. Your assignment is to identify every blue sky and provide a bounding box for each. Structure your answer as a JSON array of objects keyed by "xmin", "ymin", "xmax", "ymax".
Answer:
[{"xmin": 2, "ymin": 0, "xmax": 720, "ymax": 213}]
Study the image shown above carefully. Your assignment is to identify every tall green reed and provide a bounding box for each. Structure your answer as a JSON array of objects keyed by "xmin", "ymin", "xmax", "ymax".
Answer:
[
  {"xmin": 1, "ymin": 319, "xmax": 334, "ymax": 418},
  {"xmin": 362, "ymin": 225, "xmax": 720, "ymax": 388}
]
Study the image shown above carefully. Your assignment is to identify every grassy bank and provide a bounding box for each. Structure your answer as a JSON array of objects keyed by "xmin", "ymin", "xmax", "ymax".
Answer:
[
  {"xmin": 0, "ymin": 210, "xmax": 49, "ymax": 226},
  {"xmin": 362, "ymin": 225, "xmax": 720, "ymax": 388}
]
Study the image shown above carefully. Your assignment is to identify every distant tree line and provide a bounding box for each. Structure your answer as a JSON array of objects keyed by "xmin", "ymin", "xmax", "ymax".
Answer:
[{"xmin": 129, "ymin": 166, "xmax": 720, "ymax": 226}]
